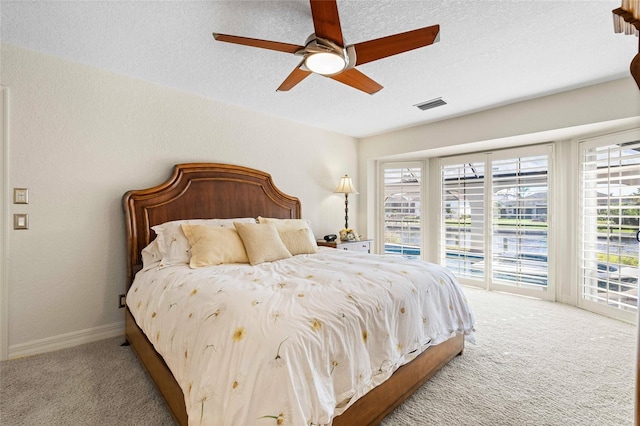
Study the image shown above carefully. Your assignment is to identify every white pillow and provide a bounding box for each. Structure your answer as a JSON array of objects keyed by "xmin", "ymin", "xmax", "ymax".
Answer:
[
  {"xmin": 152, "ymin": 218, "xmax": 256, "ymax": 266},
  {"xmin": 181, "ymin": 224, "xmax": 249, "ymax": 267},
  {"xmin": 140, "ymin": 239, "xmax": 162, "ymax": 270},
  {"xmin": 257, "ymin": 217, "xmax": 318, "ymax": 253},
  {"xmin": 234, "ymin": 222, "xmax": 292, "ymax": 265}
]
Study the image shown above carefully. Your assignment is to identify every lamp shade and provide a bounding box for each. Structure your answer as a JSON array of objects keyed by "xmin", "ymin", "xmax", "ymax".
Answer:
[{"xmin": 334, "ymin": 175, "xmax": 359, "ymax": 194}]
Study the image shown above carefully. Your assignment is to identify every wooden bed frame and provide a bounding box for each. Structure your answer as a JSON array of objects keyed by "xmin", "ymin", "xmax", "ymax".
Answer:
[{"xmin": 123, "ymin": 163, "xmax": 464, "ymax": 425}]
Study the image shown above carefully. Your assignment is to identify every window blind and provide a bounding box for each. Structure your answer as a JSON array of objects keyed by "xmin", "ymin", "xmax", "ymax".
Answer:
[
  {"xmin": 383, "ymin": 166, "xmax": 422, "ymax": 258},
  {"xmin": 441, "ymin": 162, "xmax": 485, "ymax": 281},
  {"xmin": 491, "ymin": 154, "xmax": 549, "ymax": 288},
  {"xmin": 580, "ymin": 140, "xmax": 640, "ymax": 312}
]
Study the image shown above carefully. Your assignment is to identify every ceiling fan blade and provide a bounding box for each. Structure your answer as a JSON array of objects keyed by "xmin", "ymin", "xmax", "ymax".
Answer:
[
  {"xmin": 277, "ymin": 65, "xmax": 312, "ymax": 92},
  {"xmin": 330, "ymin": 68, "xmax": 383, "ymax": 95},
  {"xmin": 352, "ymin": 24, "xmax": 440, "ymax": 66},
  {"xmin": 309, "ymin": 0, "xmax": 344, "ymax": 46},
  {"xmin": 213, "ymin": 33, "xmax": 303, "ymax": 54}
]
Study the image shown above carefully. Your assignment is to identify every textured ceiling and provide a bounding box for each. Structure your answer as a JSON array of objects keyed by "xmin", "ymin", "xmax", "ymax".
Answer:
[{"xmin": 1, "ymin": 1, "xmax": 637, "ymax": 138}]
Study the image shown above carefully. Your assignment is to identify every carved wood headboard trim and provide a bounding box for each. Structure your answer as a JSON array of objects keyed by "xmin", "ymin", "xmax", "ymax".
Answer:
[{"xmin": 123, "ymin": 163, "xmax": 301, "ymax": 286}]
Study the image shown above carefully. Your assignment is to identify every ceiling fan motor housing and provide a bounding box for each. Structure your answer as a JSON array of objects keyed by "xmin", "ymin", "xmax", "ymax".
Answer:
[{"xmin": 298, "ymin": 35, "xmax": 354, "ymax": 75}]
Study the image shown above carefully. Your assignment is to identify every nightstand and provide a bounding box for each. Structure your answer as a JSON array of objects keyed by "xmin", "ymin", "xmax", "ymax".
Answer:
[{"xmin": 317, "ymin": 239, "xmax": 372, "ymax": 253}]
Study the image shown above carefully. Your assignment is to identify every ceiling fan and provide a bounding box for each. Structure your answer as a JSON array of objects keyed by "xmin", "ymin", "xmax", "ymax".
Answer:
[{"xmin": 212, "ymin": 0, "xmax": 440, "ymax": 94}]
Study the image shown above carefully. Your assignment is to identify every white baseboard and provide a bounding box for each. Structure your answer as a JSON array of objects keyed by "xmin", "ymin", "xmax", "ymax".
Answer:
[{"xmin": 8, "ymin": 321, "xmax": 125, "ymax": 360}]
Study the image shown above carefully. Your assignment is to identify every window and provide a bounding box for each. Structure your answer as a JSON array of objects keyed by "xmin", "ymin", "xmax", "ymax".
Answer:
[
  {"xmin": 441, "ymin": 160, "xmax": 486, "ymax": 281},
  {"xmin": 439, "ymin": 146, "xmax": 551, "ymax": 298},
  {"xmin": 378, "ymin": 130, "xmax": 640, "ymax": 322},
  {"xmin": 382, "ymin": 164, "xmax": 422, "ymax": 258},
  {"xmin": 491, "ymin": 153, "xmax": 549, "ymax": 289},
  {"xmin": 579, "ymin": 132, "xmax": 640, "ymax": 319}
]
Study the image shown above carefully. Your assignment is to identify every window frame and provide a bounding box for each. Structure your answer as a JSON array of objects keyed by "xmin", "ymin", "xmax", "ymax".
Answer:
[
  {"xmin": 438, "ymin": 153, "xmax": 489, "ymax": 289},
  {"xmin": 438, "ymin": 145, "xmax": 554, "ymax": 299},
  {"xmin": 577, "ymin": 129, "xmax": 640, "ymax": 324},
  {"xmin": 488, "ymin": 144, "xmax": 554, "ymax": 299},
  {"xmin": 378, "ymin": 161, "xmax": 426, "ymax": 259}
]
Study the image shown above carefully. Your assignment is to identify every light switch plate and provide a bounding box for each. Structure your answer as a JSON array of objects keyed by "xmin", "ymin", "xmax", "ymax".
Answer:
[
  {"xmin": 13, "ymin": 214, "xmax": 28, "ymax": 230},
  {"xmin": 13, "ymin": 188, "xmax": 28, "ymax": 204}
]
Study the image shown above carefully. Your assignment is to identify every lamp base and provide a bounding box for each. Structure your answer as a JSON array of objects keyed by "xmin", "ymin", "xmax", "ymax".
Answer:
[{"xmin": 343, "ymin": 193, "xmax": 350, "ymax": 230}]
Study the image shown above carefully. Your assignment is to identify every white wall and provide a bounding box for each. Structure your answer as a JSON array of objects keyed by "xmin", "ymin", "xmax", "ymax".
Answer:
[
  {"xmin": 359, "ymin": 77, "xmax": 640, "ymax": 159},
  {"xmin": 2, "ymin": 44, "xmax": 358, "ymax": 358}
]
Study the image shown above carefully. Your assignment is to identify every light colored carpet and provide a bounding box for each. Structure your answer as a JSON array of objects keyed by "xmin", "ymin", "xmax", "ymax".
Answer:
[
  {"xmin": 381, "ymin": 288, "xmax": 636, "ymax": 426},
  {"xmin": 1, "ymin": 287, "xmax": 636, "ymax": 425}
]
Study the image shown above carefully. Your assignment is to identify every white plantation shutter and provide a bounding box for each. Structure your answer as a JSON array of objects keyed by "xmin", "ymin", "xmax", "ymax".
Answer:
[
  {"xmin": 440, "ymin": 160, "xmax": 486, "ymax": 282},
  {"xmin": 579, "ymin": 134, "xmax": 640, "ymax": 318},
  {"xmin": 439, "ymin": 145, "xmax": 552, "ymax": 298},
  {"xmin": 491, "ymin": 153, "xmax": 549, "ymax": 289},
  {"xmin": 381, "ymin": 133, "xmax": 639, "ymax": 322},
  {"xmin": 382, "ymin": 164, "xmax": 422, "ymax": 258}
]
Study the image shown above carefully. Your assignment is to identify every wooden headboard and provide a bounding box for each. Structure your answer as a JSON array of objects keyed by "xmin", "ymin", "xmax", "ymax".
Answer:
[{"xmin": 123, "ymin": 163, "xmax": 301, "ymax": 286}]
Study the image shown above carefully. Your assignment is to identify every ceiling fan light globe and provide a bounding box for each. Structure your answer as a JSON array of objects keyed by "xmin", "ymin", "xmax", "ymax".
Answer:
[{"xmin": 304, "ymin": 52, "xmax": 345, "ymax": 75}]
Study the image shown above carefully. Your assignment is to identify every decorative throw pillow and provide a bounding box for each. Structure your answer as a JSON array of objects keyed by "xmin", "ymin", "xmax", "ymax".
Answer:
[
  {"xmin": 181, "ymin": 224, "xmax": 249, "ymax": 268},
  {"xmin": 257, "ymin": 217, "xmax": 318, "ymax": 253},
  {"xmin": 152, "ymin": 218, "xmax": 256, "ymax": 266},
  {"xmin": 279, "ymin": 228, "xmax": 318, "ymax": 255},
  {"xmin": 234, "ymin": 222, "xmax": 292, "ymax": 265}
]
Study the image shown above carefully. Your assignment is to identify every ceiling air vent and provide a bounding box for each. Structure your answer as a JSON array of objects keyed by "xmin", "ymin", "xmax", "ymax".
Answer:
[{"xmin": 414, "ymin": 98, "xmax": 446, "ymax": 111}]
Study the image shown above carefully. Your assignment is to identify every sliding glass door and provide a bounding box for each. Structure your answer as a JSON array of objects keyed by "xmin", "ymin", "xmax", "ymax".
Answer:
[
  {"xmin": 440, "ymin": 145, "xmax": 552, "ymax": 299},
  {"xmin": 440, "ymin": 157, "xmax": 486, "ymax": 283},
  {"xmin": 490, "ymin": 149, "xmax": 549, "ymax": 293}
]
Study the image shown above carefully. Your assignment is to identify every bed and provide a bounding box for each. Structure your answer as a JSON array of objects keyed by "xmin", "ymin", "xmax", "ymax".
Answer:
[{"xmin": 123, "ymin": 163, "xmax": 474, "ymax": 425}]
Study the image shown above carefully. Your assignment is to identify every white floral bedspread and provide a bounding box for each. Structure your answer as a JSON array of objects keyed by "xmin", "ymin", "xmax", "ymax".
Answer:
[{"xmin": 127, "ymin": 249, "xmax": 475, "ymax": 426}]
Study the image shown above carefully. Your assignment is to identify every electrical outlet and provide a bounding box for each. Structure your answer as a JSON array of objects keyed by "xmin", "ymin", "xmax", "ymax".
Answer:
[{"xmin": 119, "ymin": 294, "xmax": 126, "ymax": 309}]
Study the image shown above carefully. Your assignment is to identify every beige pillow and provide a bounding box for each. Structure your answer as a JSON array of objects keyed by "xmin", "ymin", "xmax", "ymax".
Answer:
[
  {"xmin": 257, "ymin": 217, "xmax": 318, "ymax": 253},
  {"xmin": 279, "ymin": 228, "xmax": 318, "ymax": 255},
  {"xmin": 152, "ymin": 218, "xmax": 256, "ymax": 266},
  {"xmin": 234, "ymin": 222, "xmax": 292, "ymax": 265},
  {"xmin": 181, "ymin": 224, "xmax": 249, "ymax": 268}
]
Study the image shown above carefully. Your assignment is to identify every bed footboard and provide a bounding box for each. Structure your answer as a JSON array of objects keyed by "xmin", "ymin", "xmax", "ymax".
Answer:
[
  {"xmin": 332, "ymin": 333, "xmax": 464, "ymax": 426},
  {"xmin": 127, "ymin": 306, "xmax": 463, "ymax": 426},
  {"xmin": 126, "ymin": 309, "xmax": 187, "ymax": 425}
]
